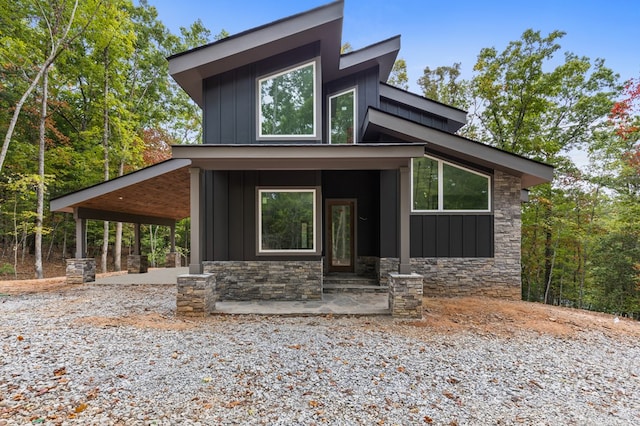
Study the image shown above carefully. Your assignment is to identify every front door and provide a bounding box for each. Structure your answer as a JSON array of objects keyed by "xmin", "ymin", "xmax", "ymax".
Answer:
[{"xmin": 327, "ymin": 199, "xmax": 355, "ymax": 273}]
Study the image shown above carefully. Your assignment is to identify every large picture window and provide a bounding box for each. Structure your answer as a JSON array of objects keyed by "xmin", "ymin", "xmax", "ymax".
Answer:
[
  {"xmin": 258, "ymin": 189, "xmax": 317, "ymax": 253},
  {"xmin": 412, "ymin": 156, "xmax": 490, "ymax": 212},
  {"xmin": 329, "ymin": 88, "xmax": 356, "ymax": 144},
  {"xmin": 258, "ymin": 61, "xmax": 317, "ymax": 138}
]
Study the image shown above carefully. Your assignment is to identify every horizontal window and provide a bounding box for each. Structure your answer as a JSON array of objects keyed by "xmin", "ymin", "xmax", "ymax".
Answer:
[
  {"xmin": 258, "ymin": 61, "xmax": 317, "ymax": 138},
  {"xmin": 412, "ymin": 156, "xmax": 490, "ymax": 212},
  {"xmin": 258, "ymin": 189, "xmax": 317, "ymax": 253}
]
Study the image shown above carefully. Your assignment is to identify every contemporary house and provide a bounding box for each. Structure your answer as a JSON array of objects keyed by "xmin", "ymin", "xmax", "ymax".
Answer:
[{"xmin": 51, "ymin": 0, "xmax": 553, "ymax": 317}]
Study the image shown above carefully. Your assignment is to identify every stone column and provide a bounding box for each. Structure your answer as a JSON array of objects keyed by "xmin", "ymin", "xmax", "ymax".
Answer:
[
  {"xmin": 127, "ymin": 254, "xmax": 148, "ymax": 273},
  {"xmin": 389, "ymin": 272, "xmax": 423, "ymax": 318},
  {"xmin": 177, "ymin": 273, "xmax": 216, "ymax": 317},
  {"xmin": 66, "ymin": 258, "xmax": 96, "ymax": 284},
  {"xmin": 165, "ymin": 252, "xmax": 181, "ymax": 268}
]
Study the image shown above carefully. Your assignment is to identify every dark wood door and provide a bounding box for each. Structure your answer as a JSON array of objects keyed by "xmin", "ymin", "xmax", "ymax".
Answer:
[{"xmin": 327, "ymin": 200, "xmax": 355, "ymax": 272}]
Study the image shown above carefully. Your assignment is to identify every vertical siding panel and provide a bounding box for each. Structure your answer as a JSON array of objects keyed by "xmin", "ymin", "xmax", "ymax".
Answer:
[
  {"xmin": 436, "ymin": 216, "xmax": 450, "ymax": 257},
  {"xmin": 477, "ymin": 215, "xmax": 493, "ymax": 257},
  {"xmin": 228, "ymin": 171, "xmax": 244, "ymax": 260},
  {"xmin": 379, "ymin": 170, "xmax": 397, "ymax": 258},
  {"xmin": 243, "ymin": 171, "xmax": 257, "ymax": 260},
  {"xmin": 410, "ymin": 215, "xmax": 422, "ymax": 257},
  {"xmin": 423, "ymin": 215, "xmax": 436, "ymax": 257},
  {"xmin": 462, "ymin": 215, "xmax": 477, "ymax": 257},
  {"xmin": 204, "ymin": 77, "xmax": 221, "ymax": 144},
  {"xmin": 219, "ymin": 72, "xmax": 236, "ymax": 144},
  {"xmin": 212, "ymin": 171, "xmax": 229, "ymax": 260},
  {"xmin": 235, "ymin": 66, "xmax": 253, "ymax": 143},
  {"xmin": 449, "ymin": 215, "xmax": 463, "ymax": 257}
]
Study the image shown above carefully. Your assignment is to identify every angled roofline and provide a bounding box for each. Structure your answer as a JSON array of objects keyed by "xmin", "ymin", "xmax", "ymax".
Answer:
[
  {"xmin": 339, "ymin": 35, "xmax": 400, "ymax": 82},
  {"xmin": 50, "ymin": 159, "xmax": 192, "ymax": 213},
  {"xmin": 362, "ymin": 107, "xmax": 553, "ymax": 188},
  {"xmin": 168, "ymin": 1, "xmax": 344, "ymax": 107},
  {"xmin": 379, "ymin": 83, "xmax": 467, "ymax": 133}
]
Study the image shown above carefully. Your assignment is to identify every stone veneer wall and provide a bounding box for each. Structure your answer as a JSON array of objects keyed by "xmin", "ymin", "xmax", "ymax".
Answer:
[
  {"xmin": 381, "ymin": 171, "xmax": 522, "ymax": 299},
  {"xmin": 202, "ymin": 260, "xmax": 323, "ymax": 301}
]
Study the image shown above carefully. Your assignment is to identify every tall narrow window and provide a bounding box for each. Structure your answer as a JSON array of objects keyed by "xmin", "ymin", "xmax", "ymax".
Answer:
[
  {"xmin": 258, "ymin": 189, "xmax": 317, "ymax": 253},
  {"xmin": 329, "ymin": 88, "xmax": 356, "ymax": 144},
  {"xmin": 258, "ymin": 61, "xmax": 317, "ymax": 138},
  {"xmin": 412, "ymin": 156, "xmax": 490, "ymax": 212}
]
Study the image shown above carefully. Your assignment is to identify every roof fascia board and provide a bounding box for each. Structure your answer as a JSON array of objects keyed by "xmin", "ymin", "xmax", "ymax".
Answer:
[
  {"xmin": 364, "ymin": 108, "xmax": 553, "ymax": 187},
  {"xmin": 50, "ymin": 159, "xmax": 192, "ymax": 213},
  {"xmin": 75, "ymin": 207, "xmax": 176, "ymax": 227},
  {"xmin": 379, "ymin": 83, "xmax": 467, "ymax": 132},
  {"xmin": 172, "ymin": 143, "xmax": 424, "ymax": 160},
  {"xmin": 172, "ymin": 143, "xmax": 424, "ymax": 170}
]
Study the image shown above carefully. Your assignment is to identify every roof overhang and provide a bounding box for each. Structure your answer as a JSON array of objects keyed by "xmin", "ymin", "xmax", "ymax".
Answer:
[
  {"xmin": 338, "ymin": 36, "xmax": 400, "ymax": 83},
  {"xmin": 171, "ymin": 143, "xmax": 425, "ymax": 170},
  {"xmin": 50, "ymin": 159, "xmax": 192, "ymax": 222},
  {"xmin": 362, "ymin": 107, "xmax": 554, "ymax": 188},
  {"xmin": 168, "ymin": 1, "xmax": 344, "ymax": 107},
  {"xmin": 379, "ymin": 83, "xmax": 467, "ymax": 133}
]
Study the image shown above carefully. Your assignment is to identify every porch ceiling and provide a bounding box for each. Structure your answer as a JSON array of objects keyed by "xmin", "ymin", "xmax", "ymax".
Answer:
[{"xmin": 50, "ymin": 159, "xmax": 192, "ymax": 224}]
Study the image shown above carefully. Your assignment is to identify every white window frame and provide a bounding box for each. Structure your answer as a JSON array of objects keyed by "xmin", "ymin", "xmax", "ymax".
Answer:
[
  {"xmin": 328, "ymin": 87, "xmax": 357, "ymax": 144},
  {"xmin": 257, "ymin": 60, "xmax": 320, "ymax": 140},
  {"xmin": 257, "ymin": 188, "xmax": 320, "ymax": 255},
  {"xmin": 411, "ymin": 155, "xmax": 492, "ymax": 213}
]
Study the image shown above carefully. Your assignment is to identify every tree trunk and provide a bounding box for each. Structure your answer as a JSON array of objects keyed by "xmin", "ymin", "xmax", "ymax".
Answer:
[
  {"xmin": 101, "ymin": 47, "xmax": 110, "ymax": 274},
  {"xmin": 35, "ymin": 66, "xmax": 50, "ymax": 279}
]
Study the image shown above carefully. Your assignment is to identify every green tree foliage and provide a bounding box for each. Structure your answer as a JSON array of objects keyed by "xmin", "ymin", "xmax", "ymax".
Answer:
[
  {"xmin": 388, "ymin": 58, "xmax": 409, "ymax": 91},
  {"xmin": 418, "ymin": 62, "xmax": 468, "ymax": 109}
]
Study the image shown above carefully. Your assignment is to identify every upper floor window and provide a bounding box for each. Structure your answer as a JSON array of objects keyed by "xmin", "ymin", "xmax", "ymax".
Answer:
[
  {"xmin": 258, "ymin": 61, "xmax": 318, "ymax": 139},
  {"xmin": 329, "ymin": 88, "xmax": 356, "ymax": 144},
  {"xmin": 412, "ymin": 155, "xmax": 491, "ymax": 212}
]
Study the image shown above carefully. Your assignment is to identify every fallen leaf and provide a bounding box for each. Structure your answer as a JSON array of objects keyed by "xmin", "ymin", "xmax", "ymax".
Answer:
[
  {"xmin": 424, "ymin": 415, "xmax": 433, "ymax": 423},
  {"xmin": 17, "ymin": 335, "xmax": 24, "ymax": 341},
  {"xmin": 397, "ymin": 366, "xmax": 406, "ymax": 373},
  {"xmin": 287, "ymin": 344, "xmax": 302, "ymax": 350},
  {"xmin": 309, "ymin": 400, "xmax": 320, "ymax": 408},
  {"xmin": 74, "ymin": 403, "xmax": 88, "ymax": 413},
  {"xmin": 53, "ymin": 367, "xmax": 66, "ymax": 377}
]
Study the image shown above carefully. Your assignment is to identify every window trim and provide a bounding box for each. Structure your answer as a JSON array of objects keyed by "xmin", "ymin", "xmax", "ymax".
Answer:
[
  {"xmin": 256, "ymin": 59, "xmax": 320, "ymax": 140},
  {"xmin": 328, "ymin": 87, "xmax": 357, "ymax": 144},
  {"xmin": 411, "ymin": 155, "xmax": 492, "ymax": 213},
  {"xmin": 256, "ymin": 187, "xmax": 321, "ymax": 255}
]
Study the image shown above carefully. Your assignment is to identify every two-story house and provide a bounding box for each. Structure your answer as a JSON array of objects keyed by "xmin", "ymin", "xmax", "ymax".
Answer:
[{"xmin": 51, "ymin": 0, "xmax": 553, "ymax": 317}]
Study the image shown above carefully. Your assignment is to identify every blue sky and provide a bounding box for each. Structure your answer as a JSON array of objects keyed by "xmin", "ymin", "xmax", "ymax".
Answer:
[{"xmin": 147, "ymin": 0, "xmax": 639, "ymax": 92}]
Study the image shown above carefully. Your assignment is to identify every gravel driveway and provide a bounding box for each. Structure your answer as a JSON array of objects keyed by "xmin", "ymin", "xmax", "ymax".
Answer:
[{"xmin": 1, "ymin": 284, "xmax": 639, "ymax": 425}]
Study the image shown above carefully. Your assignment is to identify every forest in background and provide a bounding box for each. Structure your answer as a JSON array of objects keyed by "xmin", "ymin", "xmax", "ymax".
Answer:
[{"xmin": 1, "ymin": 0, "xmax": 638, "ymax": 318}]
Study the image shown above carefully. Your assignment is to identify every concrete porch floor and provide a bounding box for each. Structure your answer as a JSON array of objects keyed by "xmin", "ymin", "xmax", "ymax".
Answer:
[{"xmin": 94, "ymin": 267, "xmax": 390, "ymax": 315}]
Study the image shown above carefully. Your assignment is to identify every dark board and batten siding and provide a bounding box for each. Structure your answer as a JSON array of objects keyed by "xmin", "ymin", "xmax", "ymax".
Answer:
[
  {"xmin": 410, "ymin": 214, "xmax": 494, "ymax": 258},
  {"xmin": 379, "ymin": 98, "xmax": 449, "ymax": 132}
]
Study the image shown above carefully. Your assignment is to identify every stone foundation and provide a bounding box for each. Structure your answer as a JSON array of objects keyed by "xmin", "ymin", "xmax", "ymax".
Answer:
[
  {"xmin": 66, "ymin": 258, "xmax": 96, "ymax": 284},
  {"xmin": 165, "ymin": 252, "xmax": 181, "ymax": 268},
  {"xmin": 203, "ymin": 260, "xmax": 323, "ymax": 301},
  {"xmin": 389, "ymin": 273, "xmax": 423, "ymax": 318},
  {"xmin": 127, "ymin": 255, "xmax": 148, "ymax": 274},
  {"xmin": 176, "ymin": 273, "xmax": 216, "ymax": 317}
]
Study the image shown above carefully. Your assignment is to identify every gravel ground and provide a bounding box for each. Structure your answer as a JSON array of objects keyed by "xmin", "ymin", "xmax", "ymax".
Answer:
[{"xmin": 1, "ymin": 284, "xmax": 639, "ymax": 425}]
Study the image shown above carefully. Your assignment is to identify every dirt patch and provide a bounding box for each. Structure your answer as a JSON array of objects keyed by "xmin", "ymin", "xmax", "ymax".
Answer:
[
  {"xmin": 402, "ymin": 296, "xmax": 640, "ymax": 338},
  {"xmin": 75, "ymin": 312, "xmax": 195, "ymax": 331},
  {"xmin": 0, "ymin": 271, "xmax": 127, "ymax": 295}
]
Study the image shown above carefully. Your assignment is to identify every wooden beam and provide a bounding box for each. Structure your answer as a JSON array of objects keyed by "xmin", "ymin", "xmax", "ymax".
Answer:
[{"xmin": 75, "ymin": 207, "xmax": 176, "ymax": 227}]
